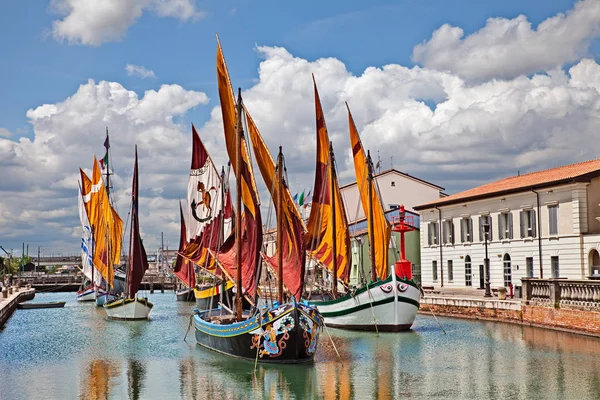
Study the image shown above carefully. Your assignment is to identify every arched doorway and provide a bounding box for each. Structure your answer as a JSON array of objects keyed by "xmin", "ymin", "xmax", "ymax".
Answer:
[
  {"xmin": 589, "ymin": 249, "xmax": 600, "ymax": 277},
  {"xmin": 464, "ymin": 255, "xmax": 472, "ymax": 287},
  {"xmin": 503, "ymin": 254, "xmax": 512, "ymax": 287}
]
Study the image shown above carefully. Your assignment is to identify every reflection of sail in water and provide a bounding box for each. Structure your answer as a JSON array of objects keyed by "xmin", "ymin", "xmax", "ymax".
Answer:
[
  {"xmin": 179, "ymin": 358, "xmax": 198, "ymax": 400},
  {"xmin": 320, "ymin": 362, "xmax": 353, "ymax": 400},
  {"xmin": 127, "ymin": 359, "xmax": 146, "ymax": 400},
  {"xmin": 80, "ymin": 359, "xmax": 120, "ymax": 400}
]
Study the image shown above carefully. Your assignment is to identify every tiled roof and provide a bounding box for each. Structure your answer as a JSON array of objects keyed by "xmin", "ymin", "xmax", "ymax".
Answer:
[{"xmin": 414, "ymin": 158, "xmax": 600, "ymax": 210}]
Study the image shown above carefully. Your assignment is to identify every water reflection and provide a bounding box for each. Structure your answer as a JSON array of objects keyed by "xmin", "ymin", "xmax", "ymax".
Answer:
[
  {"xmin": 128, "ymin": 359, "xmax": 146, "ymax": 400},
  {"xmin": 79, "ymin": 359, "xmax": 120, "ymax": 400}
]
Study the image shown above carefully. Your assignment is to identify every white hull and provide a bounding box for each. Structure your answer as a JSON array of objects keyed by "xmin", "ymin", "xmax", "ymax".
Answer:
[
  {"xmin": 310, "ymin": 272, "xmax": 420, "ymax": 331},
  {"xmin": 76, "ymin": 288, "xmax": 95, "ymax": 302},
  {"xmin": 103, "ymin": 297, "xmax": 153, "ymax": 320}
]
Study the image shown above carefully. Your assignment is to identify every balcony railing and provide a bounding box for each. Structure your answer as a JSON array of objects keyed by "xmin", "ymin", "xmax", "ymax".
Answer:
[{"xmin": 522, "ymin": 278, "xmax": 600, "ymax": 310}]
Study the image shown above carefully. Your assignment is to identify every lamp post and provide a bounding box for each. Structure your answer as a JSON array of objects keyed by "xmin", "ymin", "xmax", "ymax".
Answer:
[{"xmin": 483, "ymin": 218, "xmax": 492, "ymax": 297}]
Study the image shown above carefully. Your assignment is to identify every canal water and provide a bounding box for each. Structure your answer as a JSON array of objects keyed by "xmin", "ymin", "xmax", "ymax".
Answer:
[{"xmin": 1, "ymin": 292, "xmax": 600, "ymax": 399}]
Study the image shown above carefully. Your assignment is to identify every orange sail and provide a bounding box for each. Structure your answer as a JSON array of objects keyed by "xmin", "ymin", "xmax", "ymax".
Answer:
[
  {"xmin": 213, "ymin": 38, "xmax": 263, "ymax": 298},
  {"xmin": 245, "ymin": 109, "xmax": 306, "ymax": 299},
  {"xmin": 347, "ymin": 105, "xmax": 391, "ymax": 280},
  {"xmin": 305, "ymin": 80, "xmax": 351, "ymax": 282},
  {"xmin": 80, "ymin": 157, "xmax": 123, "ymax": 286}
]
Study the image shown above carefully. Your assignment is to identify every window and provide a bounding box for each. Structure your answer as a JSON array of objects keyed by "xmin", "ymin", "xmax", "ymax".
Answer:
[
  {"xmin": 432, "ymin": 260, "xmax": 438, "ymax": 281},
  {"xmin": 520, "ymin": 209, "xmax": 537, "ymax": 238},
  {"xmin": 503, "ymin": 254, "xmax": 512, "ymax": 287},
  {"xmin": 498, "ymin": 212, "xmax": 513, "ymax": 240},
  {"xmin": 549, "ymin": 205, "xmax": 558, "ymax": 235},
  {"xmin": 391, "ymin": 181, "xmax": 396, "ymax": 187},
  {"xmin": 465, "ymin": 256, "xmax": 472, "ymax": 286},
  {"xmin": 443, "ymin": 220, "xmax": 455, "ymax": 244},
  {"xmin": 551, "ymin": 256, "xmax": 559, "ymax": 278},
  {"xmin": 479, "ymin": 215, "xmax": 493, "ymax": 241},
  {"xmin": 448, "ymin": 260, "xmax": 454, "ymax": 282},
  {"xmin": 526, "ymin": 257, "xmax": 534, "ymax": 278},
  {"xmin": 428, "ymin": 222, "xmax": 439, "ymax": 245},
  {"xmin": 460, "ymin": 217, "xmax": 473, "ymax": 243}
]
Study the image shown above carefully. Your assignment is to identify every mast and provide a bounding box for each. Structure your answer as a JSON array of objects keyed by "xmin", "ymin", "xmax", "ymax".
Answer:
[
  {"xmin": 235, "ymin": 88, "xmax": 243, "ymax": 321},
  {"xmin": 367, "ymin": 150, "xmax": 376, "ymax": 282},
  {"xmin": 329, "ymin": 141, "xmax": 338, "ymax": 298},
  {"xmin": 277, "ymin": 146, "xmax": 284, "ymax": 303},
  {"xmin": 105, "ymin": 128, "xmax": 111, "ymax": 197}
]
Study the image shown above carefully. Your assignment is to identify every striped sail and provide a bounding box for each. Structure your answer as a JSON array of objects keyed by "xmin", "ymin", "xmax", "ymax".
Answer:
[
  {"xmin": 347, "ymin": 105, "xmax": 391, "ymax": 280},
  {"xmin": 245, "ymin": 109, "xmax": 307, "ymax": 300},
  {"xmin": 305, "ymin": 80, "xmax": 351, "ymax": 282}
]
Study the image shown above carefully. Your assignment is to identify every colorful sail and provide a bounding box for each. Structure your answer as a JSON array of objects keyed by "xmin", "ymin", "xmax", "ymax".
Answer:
[
  {"xmin": 77, "ymin": 175, "xmax": 102, "ymax": 286},
  {"xmin": 80, "ymin": 158, "xmax": 123, "ymax": 286},
  {"xmin": 181, "ymin": 125, "xmax": 231, "ymax": 271},
  {"xmin": 245, "ymin": 108, "xmax": 306, "ymax": 299},
  {"xmin": 213, "ymin": 38, "xmax": 263, "ymax": 297},
  {"xmin": 127, "ymin": 147, "xmax": 149, "ymax": 297},
  {"xmin": 186, "ymin": 124, "xmax": 227, "ymax": 241},
  {"xmin": 174, "ymin": 201, "xmax": 196, "ymax": 288},
  {"xmin": 347, "ymin": 105, "xmax": 391, "ymax": 280},
  {"xmin": 305, "ymin": 81, "xmax": 351, "ymax": 282}
]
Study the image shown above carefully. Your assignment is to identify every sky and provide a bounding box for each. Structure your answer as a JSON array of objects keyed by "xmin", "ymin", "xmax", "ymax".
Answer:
[{"xmin": 1, "ymin": 0, "xmax": 600, "ymax": 256}]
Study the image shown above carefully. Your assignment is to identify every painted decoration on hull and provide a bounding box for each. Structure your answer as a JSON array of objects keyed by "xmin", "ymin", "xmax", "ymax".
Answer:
[
  {"xmin": 299, "ymin": 313, "xmax": 318, "ymax": 355},
  {"xmin": 251, "ymin": 314, "xmax": 295, "ymax": 358}
]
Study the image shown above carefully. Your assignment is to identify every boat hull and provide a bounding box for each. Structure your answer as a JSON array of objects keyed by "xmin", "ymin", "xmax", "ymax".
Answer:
[
  {"xmin": 76, "ymin": 286, "xmax": 95, "ymax": 302},
  {"xmin": 18, "ymin": 302, "xmax": 66, "ymax": 309},
  {"xmin": 95, "ymin": 291, "xmax": 118, "ymax": 307},
  {"xmin": 309, "ymin": 273, "xmax": 420, "ymax": 331},
  {"xmin": 103, "ymin": 297, "xmax": 153, "ymax": 320},
  {"xmin": 176, "ymin": 288, "xmax": 195, "ymax": 302},
  {"xmin": 194, "ymin": 281, "xmax": 234, "ymax": 310},
  {"xmin": 194, "ymin": 301, "xmax": 322, "ymax": 363}
]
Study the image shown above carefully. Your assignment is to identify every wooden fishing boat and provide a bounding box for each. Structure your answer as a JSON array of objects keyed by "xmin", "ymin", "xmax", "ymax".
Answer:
[
  {"xmin": 307, "ymin": 88, "xmax": 420, "ymax": 331},
  {"xmin": 194, "ymin": 280, "xmax": 234, "ymax": 309},
  {"xmin": 76, "ymin": 283, "xmax": 95, "ymax": 302},
  {"xmin": 18, "ymin": 301, "xmax": 66, "ymax": 309},
  {"xmin": 192, "ymin": 38, "xmax": 322, "ymax": 363},
  {"xmin": 104, "ymin": 147, "xmax": 153, "ymax": 320}
]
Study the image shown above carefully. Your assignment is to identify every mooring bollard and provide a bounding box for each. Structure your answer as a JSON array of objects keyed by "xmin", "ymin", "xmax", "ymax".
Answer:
[
  {"xmin": 15, "ymin": 286, "xmax": 19, "ymax": 293},
  {"xmin": 2, "ymin": 288, "xmax": 7, "ymax": 298},
  {"xmin": 8, "ymin": 287, "xmax": 13, "ymax": 295}
]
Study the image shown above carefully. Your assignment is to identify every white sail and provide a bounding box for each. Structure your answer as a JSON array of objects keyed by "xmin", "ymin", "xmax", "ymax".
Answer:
[{"xmin": 78, "ymin": 189, "xmax": 102, "ymax": 286}]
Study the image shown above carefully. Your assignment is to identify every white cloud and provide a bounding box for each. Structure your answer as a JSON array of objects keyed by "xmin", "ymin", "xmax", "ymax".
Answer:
[
  {"xmin": 0, "ymin": 79, "xmax": 208, "ymax": 252},
  {"xmin": 125, "ymin": 64, "xmax": 157, "ymax": 79},
  {"xmin": 0, "ymin": 128, "xmax": 12, "ymax": 138},
  {"xmin": 50, "ymin": 0, "xmax": 205, "ymax": 46},
  {"xmin": 5, "ymin": 37, "xmax": 600, "ymax": 253},
  {"xmin": 412, "ymin": 0, "xmax": 600, "ymax": 81}
]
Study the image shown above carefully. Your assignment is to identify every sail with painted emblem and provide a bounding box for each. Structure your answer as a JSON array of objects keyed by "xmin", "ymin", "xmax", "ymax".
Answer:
[
  {"xmin": 245, "ymin": 108, "xmax": 307, "ymax": 300},
  {"xmin": 347, "ymin": 104, "xmax": 391, "ymax": 280},
  {"xmin": 305, "ymin": 80, "xmax": 351, "ymax": 283},
  {"xmin": 180, "ymin": 124, "xmax": 232, "ymax": 271},
  {"xmin": 212, "ymin": 38, "xmax": 263, "ymax": 298},
  {"xmin": 77, "ymin": 174, "xmax": 102, "ymax": 287}
]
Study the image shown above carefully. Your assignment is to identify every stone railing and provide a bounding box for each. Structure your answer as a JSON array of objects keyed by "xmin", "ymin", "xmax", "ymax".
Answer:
[{"xmin": 522, "ymin": 278, "xmax": 600, "ymax": 310}]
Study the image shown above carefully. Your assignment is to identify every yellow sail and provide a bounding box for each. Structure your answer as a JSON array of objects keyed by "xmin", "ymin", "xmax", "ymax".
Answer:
[
  {"xmin": 347, "ymin": 105, "xmax": 391, "ymax": 280},
  {"xmin": 80, "ymin": 157, "xmax": 123, "ymax": 286},
  {"xmin": 305, "ymin": 80, "xmax": 351, "ymax": 282}
]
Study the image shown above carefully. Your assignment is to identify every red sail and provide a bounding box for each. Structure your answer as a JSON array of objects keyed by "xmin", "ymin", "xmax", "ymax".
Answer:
[
  {"xmin": 174, "ymin": 201, "xmax": 196, "ymax": 288},
  {"xmin": 212, "ymin": 38, "xmax": 263, "ymax": 298},
  {"xmin": 128, "ymin": 147, "xmax": 149, "ymax": 297},
  {"xmin": 245, "ymin": 110, "xmax": 306, "ymax": 300}
]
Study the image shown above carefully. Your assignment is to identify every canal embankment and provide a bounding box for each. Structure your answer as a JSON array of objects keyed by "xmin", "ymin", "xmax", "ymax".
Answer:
[
  {"xmin": 419, "ymin": 278, "xmax": 600, "ymax": 337},
  {"xmin": 0, "ymin": 286, "xmax": 35, "ymax": 328}
]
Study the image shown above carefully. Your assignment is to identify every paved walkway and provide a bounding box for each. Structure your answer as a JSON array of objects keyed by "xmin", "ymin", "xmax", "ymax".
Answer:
[{"xmin": 422, "ymin": 286, "xmax": 520, "ymax": 301}]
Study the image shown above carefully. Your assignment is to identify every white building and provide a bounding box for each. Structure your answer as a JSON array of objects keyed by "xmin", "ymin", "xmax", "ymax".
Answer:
[{"xmin": 414, "ymin": 158, "xmax": 600, "ymax": 291}]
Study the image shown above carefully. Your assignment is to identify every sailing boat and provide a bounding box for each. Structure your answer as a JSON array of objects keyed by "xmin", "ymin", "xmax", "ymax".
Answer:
[
  {"xmin": 307, "ymin": 96, "xmax": 421, "ymax": 331},
  {"xmin": 192, "ymin": 38, "xmax": 322, "ymax": 363},
  {"xmin": 78, "ymin": 151, "xmax": 124, "ymax": 306},
  {"xmin": 178, "ymin": 125, "xmax": 234, "ymax": 305},
  {"xmin": 104, "ymin": 147, "xmax": 153, "ymax": 320},
  {"xmin": 173, "ymin": 202, "xmax": 196, "ymax": 301},
  {"xmin": 76, "ymin": 181, "xmax": 100, "ymax": 302}
]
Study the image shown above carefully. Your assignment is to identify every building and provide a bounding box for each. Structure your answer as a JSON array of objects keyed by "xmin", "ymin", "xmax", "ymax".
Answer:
[{"xmin": 414, "ymin": 158, "xmax": 600, "ymax": 291}]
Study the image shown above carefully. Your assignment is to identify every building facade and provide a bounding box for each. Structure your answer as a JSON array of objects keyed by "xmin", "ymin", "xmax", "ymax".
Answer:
[{"xmin": 415, "ymin": 159, "xmax": 600, "ymax": 291}]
